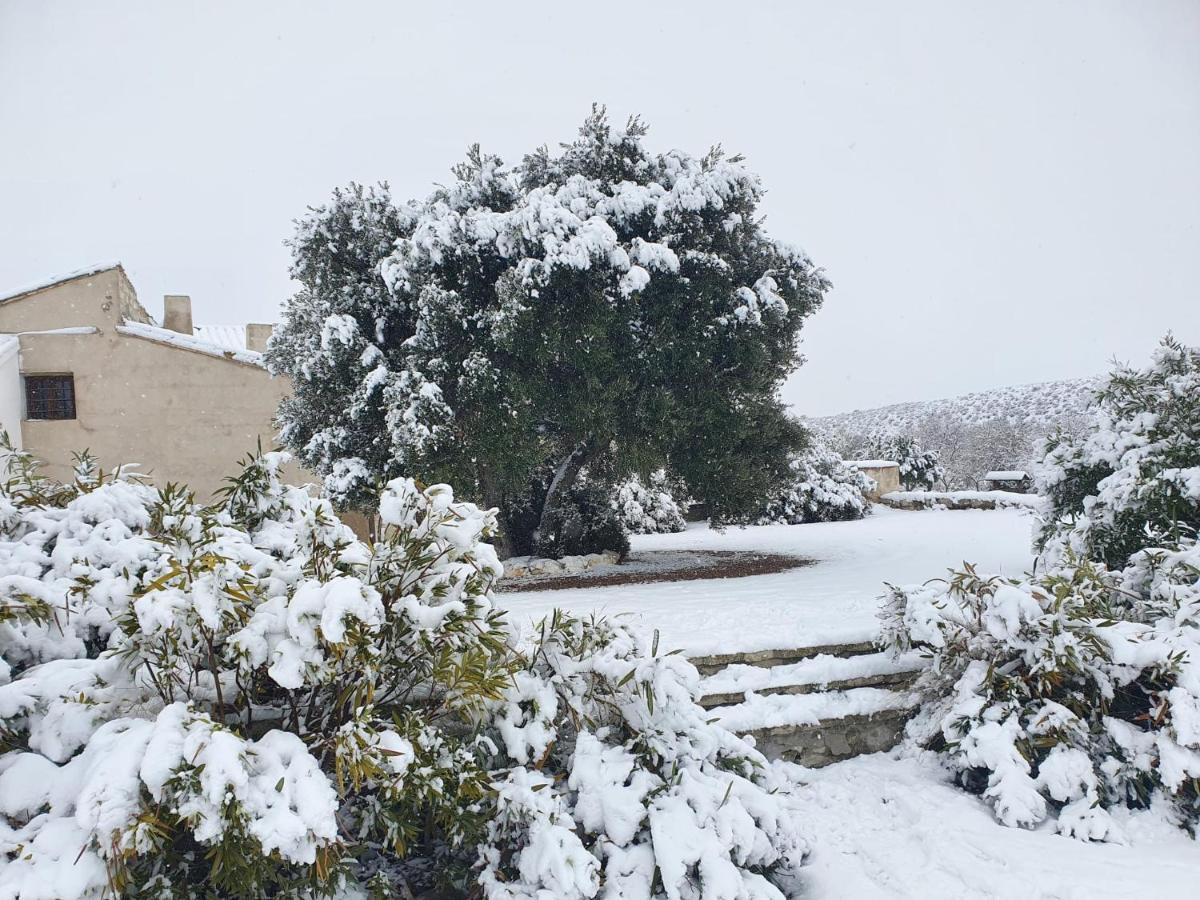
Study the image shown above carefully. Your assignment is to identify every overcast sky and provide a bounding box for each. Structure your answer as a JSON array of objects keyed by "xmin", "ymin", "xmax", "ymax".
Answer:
[{"xmin": 2, "ymin": 1, "xmax": 1197, "ymax": 415}]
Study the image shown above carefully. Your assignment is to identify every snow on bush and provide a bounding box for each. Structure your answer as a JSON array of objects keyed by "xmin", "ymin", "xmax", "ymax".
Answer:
[
  {"xmin": 882, "ymin": 337, "xmax": 1200, "ymax": 840},
  {"xmin": 612, "ymin": 470, "xmax": 687, "ymax": 534},
  {"xmin": 0, "ymin": 441, "xmax": 804, "ymax": 897},
  {"xmin": 881, "ymin": 545, "xmax": 1200, "ymax": 839},
  {"xmin": 748, "ymin": 440, "xmax": 871, "ymax": 525}
]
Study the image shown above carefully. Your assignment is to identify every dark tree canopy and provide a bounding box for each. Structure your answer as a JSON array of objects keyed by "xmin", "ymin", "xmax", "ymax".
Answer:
[{"xmin": 268, "ymin": 108, "xmax": 829, "ymax": 552}]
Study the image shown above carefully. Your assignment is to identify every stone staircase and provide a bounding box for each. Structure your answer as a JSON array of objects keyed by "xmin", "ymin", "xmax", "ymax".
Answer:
[{"xmin": 691, "ymin": 640, "xmax": 926, "ymax": 767}]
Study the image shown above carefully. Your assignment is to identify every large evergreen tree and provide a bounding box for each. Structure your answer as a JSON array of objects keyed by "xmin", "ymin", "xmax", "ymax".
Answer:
[{"xmin": 268, "ymin": 108, "xmax": 828, "ymax": 552}]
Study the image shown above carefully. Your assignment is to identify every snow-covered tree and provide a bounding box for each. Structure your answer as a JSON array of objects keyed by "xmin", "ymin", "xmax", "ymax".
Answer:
[
  {"xmin": 0, "ymin": 443, "xmax": 805, "ymax": 897},
  {"xmin": 859, "ymin": 431, "xmax": 943, "ymax": 491},
  {"xmin": 267, "ymin": 107, "xmax": 827, "ymax": 556},
  {"xmin": 1038, "ymin": 335, "xmax": 1200, "ymax": 567},
  {"xmin": 744, "ymin": 438, "xmax": 871, "ymax": 525},
  {"xmin": 613, "ymin": 469, "xmax": 688, "ymax": 534}
]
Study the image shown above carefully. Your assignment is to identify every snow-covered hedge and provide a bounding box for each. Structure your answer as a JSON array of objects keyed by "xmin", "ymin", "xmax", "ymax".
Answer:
[
  {"xmin": 612, "ymin": 469, "xmax": 687, "ymax": 534},
  {"xmin": 0, "ymin": 443, "xmax": 804, "ymax": 897},
  {"xmin": 749, "ymin": 441, "xmax": 871, "ymax": 525}
]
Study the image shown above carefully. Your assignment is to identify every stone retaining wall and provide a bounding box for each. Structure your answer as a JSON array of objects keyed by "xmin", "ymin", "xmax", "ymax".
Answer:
[{"xmin": 502, "ymin": 549, "xmax": 622, "ymax": 579}]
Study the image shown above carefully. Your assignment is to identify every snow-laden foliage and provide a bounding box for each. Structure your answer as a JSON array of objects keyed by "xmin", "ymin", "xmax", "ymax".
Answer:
[
  {"xmin": 883, "ymin": 338, "xmax": 1200, "ymax": 841},
  {"xmin": 746, "ymin": 440, "xmax": 871, "ymax": 525},
  {"xmin": 268, "ymin": 107, "xmax": 827, "ymax": 554},
  {"xmin": 613, "ymin": 470, "xmax": 687, "ymax": 535},
  {"xmin": 1038, "ymin": 335, "xmax": 1200, "ymax": 568},
  {"xmin": 854, "ymin": 431, "xmax": 944, "ymax": 491},
  {"xmin": 881, "ymin": 545, "xmax": 1200, "ymax": 839},
  {"xmin": 0, "ymin": 444, "xmax": 804, "ymax": 897}
]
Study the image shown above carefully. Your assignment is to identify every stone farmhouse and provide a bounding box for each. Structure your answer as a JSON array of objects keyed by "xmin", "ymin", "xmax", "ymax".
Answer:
[{"xmin": 0, "ymin": 262, "xmax": 305, "ymax": 498}]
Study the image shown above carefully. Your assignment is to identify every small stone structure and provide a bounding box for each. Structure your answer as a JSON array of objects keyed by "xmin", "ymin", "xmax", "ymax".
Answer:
[
  {"xmin": 846, "ymin": 459, "xmax": 900, "ymax": 500},
  {"xmin": 983, "ymin": 470, "xmax": 1032, "ymax": 493}
]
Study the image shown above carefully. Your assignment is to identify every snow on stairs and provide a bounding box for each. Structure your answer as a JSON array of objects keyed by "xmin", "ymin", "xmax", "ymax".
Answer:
[{"xmin": 690, "ymin": 641, "xmax": 925, "ymax": 768}]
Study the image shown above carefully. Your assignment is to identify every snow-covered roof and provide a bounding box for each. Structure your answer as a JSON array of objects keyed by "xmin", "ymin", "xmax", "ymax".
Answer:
[
  {"xmin": 0, "ymin": 261, "xmax": 123, "ymax": 304},
  {"xmin": 846, "ymin": 459, "xmax": 899, "ymax": 469},
  {"xmin": 116, "ymin": 322, "xmax": 264, "ymax": 367},
  {"xmin": 193, "ymin": 325, "xmax": 247, "ymax": 352},
  {"xmin": 984, "ymin": 470, "xmax": 1029, "ymax": 481}
]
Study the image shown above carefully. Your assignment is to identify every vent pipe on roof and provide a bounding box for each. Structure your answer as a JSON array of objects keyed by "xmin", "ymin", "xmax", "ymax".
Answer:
[
  {"xmin": 163, "ymin": 295, "xmax": 193, "ymax": 335},
  {"xmin": 245, "ymin": 323, "xmax": 274, "ymax": 353}
]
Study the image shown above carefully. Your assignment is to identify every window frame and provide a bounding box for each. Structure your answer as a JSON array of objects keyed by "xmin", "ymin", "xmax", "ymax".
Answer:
[{"xmin": 23, "ymin": 373, "xmax": 77, "ymax": 421}]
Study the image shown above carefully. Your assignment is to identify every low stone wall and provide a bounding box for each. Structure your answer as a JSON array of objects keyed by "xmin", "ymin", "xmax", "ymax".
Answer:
[
  {"xmin": 880, "ymin": 490, "xmax": 1041, "ymax": 511},
  {"xmin": 745, "ymin": 707, "xmax": 914, "ymax": 768},
  {"xmin": 502, "ymin": 550, "xmax": 622, "ymax": 579}
]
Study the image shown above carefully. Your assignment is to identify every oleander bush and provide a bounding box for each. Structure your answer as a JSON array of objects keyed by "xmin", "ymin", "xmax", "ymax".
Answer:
[{"xmin": 0, "ymin": 441, "xmax": 803, "ymax": 897}]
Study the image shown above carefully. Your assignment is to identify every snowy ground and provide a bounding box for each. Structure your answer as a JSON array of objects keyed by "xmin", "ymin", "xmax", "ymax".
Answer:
[
  {"xmin": 789, "ymin": 751, "xmax": 1200, "ymax": 899},
  {"xmin": 498, "ymin": 505, "xmax": 1035, "ymax": 655}
]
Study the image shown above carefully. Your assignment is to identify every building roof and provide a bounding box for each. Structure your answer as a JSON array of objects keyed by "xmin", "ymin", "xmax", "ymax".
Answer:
[
  {"xmin": 116, "ymin": 322, "xmax": 265, "ymax": 367},
  {"xmin": 0, "ymin": 261, "xmax": 124, "ymax": 304},
  {"xmin": 193, "ymin": 325, "xmax": 247, "ymax": 352},
  {"xmin": 847, "ymin": 459, "xmax": 900, "ymax": 469},
  {"xmin": 984, "ymin": 470, "xmax": 1029, "ymax": 481}
]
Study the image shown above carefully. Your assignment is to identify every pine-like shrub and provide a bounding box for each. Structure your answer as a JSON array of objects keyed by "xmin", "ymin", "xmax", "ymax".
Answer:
[
  {"xmin": 0, "ymin": 443, "xmax": 800, "ymax": 897},
  {"xmin": 613, "ymin": 469, "xmax": 687, "ymax": 535}
]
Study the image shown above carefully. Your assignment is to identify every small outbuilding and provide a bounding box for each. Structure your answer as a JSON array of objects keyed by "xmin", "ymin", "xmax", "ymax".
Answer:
[
  {"xmin": 983, "ymin": 470, "xmax": 1032, "ymax": 493},
  {"xmin": 847, "ymin": 459, "xmax": 900, "ymax": 500}
]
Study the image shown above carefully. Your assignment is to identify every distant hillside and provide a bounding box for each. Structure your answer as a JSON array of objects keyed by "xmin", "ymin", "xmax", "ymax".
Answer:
[
  {"xmin": 813, "ymin": 377, "xmax": 1102, "ymax": 488},
  {"xmin": 815, "ymin": 377, "xmax": 1100, "ymax": 436}
]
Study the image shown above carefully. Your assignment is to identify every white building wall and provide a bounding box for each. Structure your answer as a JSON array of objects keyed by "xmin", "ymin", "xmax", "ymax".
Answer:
[{"xmin": 0, "ymin": 335, "xmax": 22, "ymax": 448}]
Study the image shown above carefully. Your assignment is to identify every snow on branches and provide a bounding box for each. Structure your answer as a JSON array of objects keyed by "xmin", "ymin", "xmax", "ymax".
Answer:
[
  {"xmin": 0, "ymin": 443, "xmax": 805, "ymax": 897},
  {"xmin": 612, "ymin": 470, "xmax": 687, "ymax": 535}
]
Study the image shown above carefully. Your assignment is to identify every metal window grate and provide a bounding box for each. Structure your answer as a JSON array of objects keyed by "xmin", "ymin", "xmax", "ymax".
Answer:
[{"xmin": 25, "ymin": 374, "xmax": 76, "ymax": 420}]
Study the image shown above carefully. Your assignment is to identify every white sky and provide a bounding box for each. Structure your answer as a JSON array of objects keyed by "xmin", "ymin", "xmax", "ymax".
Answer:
[{"xmin": 2, "ymin": 0, "xmax": 1197, "ymax": 415}]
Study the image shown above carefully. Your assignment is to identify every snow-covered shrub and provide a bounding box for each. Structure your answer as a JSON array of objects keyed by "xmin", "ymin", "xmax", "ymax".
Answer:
[
  {"xmin": 859, "ymin": 431, "xmax": 944, "ymax": 491},
  {"xmin": 881, "ymin": 542, "xmax": 1200, "ymax": 839},
  {"xmin": 882, "ymin": 339, "xmax": 1200, "ymax": 840},
  {"xmin": 0, "ymin": 444, "xmax": 802, "ymax": 896},
  {"xmin": 1038, "ymin": 335, "xmax": 1200, "ymax": 568},
  {"xmin": 748, "ymin": 441, "xmax": 871, "ymax": 525},
  {"xmin": 613, "ymin": 469, "xmax": 687, "ymax": 534}
]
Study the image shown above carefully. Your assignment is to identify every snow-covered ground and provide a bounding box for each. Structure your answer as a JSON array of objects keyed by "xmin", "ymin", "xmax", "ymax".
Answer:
[
  {"xmin": 790, "ymin": 751, "xmax": 1200, "ymax": 899},
  {"xmin": 499, "ymin": 505, "xmax": 1035, "ymax": 655}
]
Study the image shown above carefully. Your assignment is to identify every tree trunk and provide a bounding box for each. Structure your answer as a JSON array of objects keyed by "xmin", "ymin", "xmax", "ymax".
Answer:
[
  {"xmin": 532, "ymin": 437, "xmax": 593, "ymax": 553},
  {"xmin": 477, "ymin": 462, "xmax": 515, "ymax": 560}
]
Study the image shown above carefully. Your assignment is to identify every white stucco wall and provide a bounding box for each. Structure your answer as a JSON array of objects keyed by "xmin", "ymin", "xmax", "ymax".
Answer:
[{"xmin": 0, "ymin": 335, "xmax": 22, "ymax": 448}]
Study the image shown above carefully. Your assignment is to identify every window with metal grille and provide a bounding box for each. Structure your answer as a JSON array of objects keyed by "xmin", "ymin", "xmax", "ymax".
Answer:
[{"xmin": 24, "ymin": 374, "xmax": 76, "ymax": 420}]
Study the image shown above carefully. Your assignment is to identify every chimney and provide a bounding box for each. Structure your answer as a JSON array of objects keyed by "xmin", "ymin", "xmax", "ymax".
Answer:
[
  {"xmin": 163, "ymin": 295, "xmax": 193, "ymax": 335},
  {"xmin": 245, "ymin": 323, "xmax": 275, "ymax": 353}
]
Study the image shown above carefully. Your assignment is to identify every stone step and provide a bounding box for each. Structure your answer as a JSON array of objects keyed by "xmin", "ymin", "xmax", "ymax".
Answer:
[
  {"xmin": 699, "ymin": 665, "xmax": 921, "ymax": 708},
  {"xmin": 689, "ymin": 639, "xmax": 879, "ymax": 676},
  {"xmin": 706, "ymin": 685, "xmax": 917, "ymax": 768}
]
